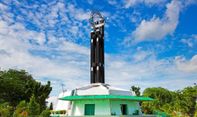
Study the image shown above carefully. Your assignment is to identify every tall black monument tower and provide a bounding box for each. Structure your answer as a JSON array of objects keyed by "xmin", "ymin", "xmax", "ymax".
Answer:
[{"xmin": 89, "ymin": 11, "xmax": 105, "ymax": 84}]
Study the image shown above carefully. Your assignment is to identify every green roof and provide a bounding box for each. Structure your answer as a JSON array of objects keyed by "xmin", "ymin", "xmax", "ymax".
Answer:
[{"xmin": 60, "ymin": 95, "xmax": 153, "ymax": 101}]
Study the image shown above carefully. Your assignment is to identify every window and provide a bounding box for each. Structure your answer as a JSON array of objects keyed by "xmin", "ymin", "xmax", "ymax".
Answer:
[
  {"xmin": 84, "ymin": 104, "xmax": 95, "ymax": 115},
  {"xmin": 120, "ymin": 104, "xmax": 128, "ymax": 115}
]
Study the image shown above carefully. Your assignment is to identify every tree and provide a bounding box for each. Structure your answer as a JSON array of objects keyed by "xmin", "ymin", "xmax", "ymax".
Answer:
[
  {"xmin": 141, "ymin": 87, "xmax": 172, "ymax": 114},
  {"xmin": 131, "ymin": 86, "xmax": 141, "ymax": 96},
  {"xmin": 13, "ymin": 101, "xmax": 29, "ymax": 117},
  {"xmin": 0, "ymin": 69, "xmax": 52, "ymax": 110},
  {"xmin": 34, "ymin": 81, "xmax": 52, "ymax": 111},
  {"xmin": 141, "ymin": 86, "xmax": 197, "ymax": 117},
  {"xmin": 0, "ymin": 102, "xmax": 13, "ymax": 117},
  {"xmin": 25, "ymin": 80, "xmax": 52, "ymax": 111},
  {"xmin": 0, "ymin": 69, "xmax": 34, "ymax": 106},
  {"xmin": 28, "ymin": 95, "xmax": 40, "ymax": 116},
  {"xmin": 13, "ymin": 95, "xmax": 51, "ymax": 117},
  {"xmin": 0, "ymin": 69, "xmax": 52, "ymax": 116},
  {"xmin": 143, "ymin": 87, "xmax": 172, "ymax": 105},
  {"xmin": 195, "ymin": 103, "xmax": 197, "ymax": 117},
  {"xmin": 181, "ymin": 86, "xmax": 197, "ymax": 116}
]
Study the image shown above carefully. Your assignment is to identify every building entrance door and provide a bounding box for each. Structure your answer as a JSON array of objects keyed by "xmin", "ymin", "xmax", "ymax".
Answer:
[
  {"xmin": 121, "ymin": 104, "xmax": 128, "ymax": 115},
  {"xmin": 84, "ymin": 104, "xmax": 95, "ymax": 115}
]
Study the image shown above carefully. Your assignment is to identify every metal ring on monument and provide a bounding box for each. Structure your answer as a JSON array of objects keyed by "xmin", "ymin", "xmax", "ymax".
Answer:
[{"xmin": 89, "ymin": 11, "xmax": 105, "ymax": 30}]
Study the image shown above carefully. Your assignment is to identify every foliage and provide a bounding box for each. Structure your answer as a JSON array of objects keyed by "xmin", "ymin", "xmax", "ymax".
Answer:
[
  {"xmin": 181, "ymin": 86, "xmax": 197, "ymax": 116},
  {"xmin": 25, "ymin": 81, "xmax": 52, "ymax": 111},
  {"xmin": 131, "ymin": 86, "xmax": 141, "ymax": 96},
  {"xmin": 39, "ymin": 109, "xmax": 51, "ymax": 117},
  {"xmin": 195, "ymin": 103, "xmax": 197, "ymax": 116},
  {"xmin": 0, "ymin": 69, "xmax": 52, "ymax": 111},
  {"xmin": 0, "ymin": 69, "xmax": 34, "ymax": 106},
  {"xmin": 28, "ymin": 95, "xmax": 40, "ymax": 116},
  {"xmin": 0, "ymin": 102, "xmax": 13, "ymax": 117},
  {"xmin": 141, "ymin": 85, "xmax": 197, "ymax": 117},
  {"xmin": 13, "ymin": 100, "xmax": 29, "ymax": 117},
  {"xmin": 0, "ymin": 69, "xmax": 52, "ymax": 116},
  {"xmin": 13, "ymin": 96, "xmax": 50, "ymax": 117}
]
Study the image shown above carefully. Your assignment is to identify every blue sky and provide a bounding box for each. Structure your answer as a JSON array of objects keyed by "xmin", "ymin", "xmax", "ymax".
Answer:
[{"xmin": 0, "ymin": 0, "xmax": 197, "ymax": 99}]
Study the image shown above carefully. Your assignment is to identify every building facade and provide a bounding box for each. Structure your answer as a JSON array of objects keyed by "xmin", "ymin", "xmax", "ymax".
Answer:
[{"xmin": 54, "ymin": 83, "xmax": 153, "ymax": 116}]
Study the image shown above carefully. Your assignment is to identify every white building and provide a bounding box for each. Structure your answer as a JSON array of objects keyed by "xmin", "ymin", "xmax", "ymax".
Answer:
[{"xmin": 53, "ymin": 83, "xmax": 153, "ymax": 116}]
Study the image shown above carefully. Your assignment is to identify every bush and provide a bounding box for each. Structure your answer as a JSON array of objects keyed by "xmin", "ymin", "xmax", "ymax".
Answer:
[
  {"xmin": 0, "ymin": 102, "xmax": 13, "ymax": 117},
  {"xmin": 13, "ymin": 101, "xmax": 29, "ymax": 117},
  {"xmin": 39, "ymin": 109, "xmax": 50, "ymax": 117}
]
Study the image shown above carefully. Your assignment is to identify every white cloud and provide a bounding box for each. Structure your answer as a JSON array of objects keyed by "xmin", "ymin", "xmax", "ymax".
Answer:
[
  {"xmin": 67, "ymin": 4, "xmax": 90, "ymax": 21},
  {"xmin": 175, "ymin": 55, "xmax": 197, "ymax": 73},
  {"xmin": 0, "ymin": 3, "xmax": 7, "ymax": 10},
  {"xmin": 0, "ymin": 20, "xmax": 89, "ymax": 95},
  {"xmin": 127, "ymin": 0, "xmax": 181, "ymax": 43},
  {"xmin": 0, "ymin": 21, "xmax": 45, "ymax": 45},
  {"xmin": 132, "ymin": 50, "xmax": 154, "ymax": 62},
  {"xmin": 75, "ymin": 11, "xmax": 90, "ymax": 21},
  {"xmin": 181, "ymin": 38, "xmax": 193, "ymax": 47},
  {"xmin": 144, "ymin": 0, "xmax": 166, "ymax": 5},
  {"xmin": 105, "ymin": 53, "xmax": 196, "ymax": 91},
  {"xmin": 0, "ymin": 1, "xmax": 90, "ymax": 43},
  {"xmin": 124, "ymin": 0, "xmax": 167, "ymax": 8},
  {"xmin": 130, "ymin": 10, "xmax": 141, "ymax": 24},
  {"xmin": 183, "ymin": 0, "xmax": 197, "ymax": 6},
  {"xmin": 125, "ymin": 0, "xmax": 142, "ymax": 8},
  {"xmin": 87, "ymin": 0, "xmax": 93, "ymax": 4},
  {"xmin": 108, "ymin": 0, "xmax": 118, "ymax": 5},
  {"xmin": 61, "ymin": 41, "xmax": 89, "ymax": 56},
  {"xmin": 181, "ymin": 34, "xmax": 197, "ymax": 48}
]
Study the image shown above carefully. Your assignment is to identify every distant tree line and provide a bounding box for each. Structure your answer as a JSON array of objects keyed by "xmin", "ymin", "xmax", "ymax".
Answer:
[
  {"xmin": 131, "ymin": 85, "xmax": 197, "ymax": 117},
  {"xmin": 0, "ymin": 69, "xmax": 52, "ymax": 117}
]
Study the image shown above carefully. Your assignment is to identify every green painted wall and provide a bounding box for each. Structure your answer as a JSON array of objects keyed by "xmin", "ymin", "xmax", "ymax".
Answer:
[
  {"xmin": 70, "ymin": 99, "xmax": 141, "ymax": 116},
  {"xmin": 71, "ymin": 99, "xmax": 111, "ymax": 116},
  {"xmin": 110, "ymin": 100, "xmax": 141, "ymax": 115}
]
